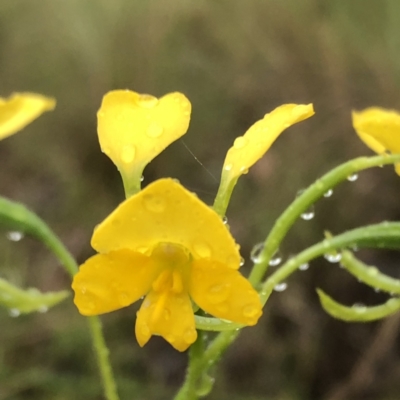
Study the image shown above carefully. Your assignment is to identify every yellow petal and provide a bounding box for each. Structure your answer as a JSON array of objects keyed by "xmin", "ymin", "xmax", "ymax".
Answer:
[
  {"xmin": 97, "ymin": 90, "xmax": 191, "ymax": 190},
  {"xmin": 189, "ymin": 259, "xmax": 262, "ymax": 326},
  {"xmin": 352, "ymin": 108, "xmax": 400, "ymax": 154},
  {"xmin": 135, "ymin": 290, "xmax": 196, "ymax": 351},
  {"xmin": 92, "ymin": 178, "xmax": 241, "ymax": 269},
  {"xmin": 222, "ymin": 104, "xmax": 314, "ymax": 180},
  {"xmin": 0, "ymin": 93, "xmax": 55, "ymax": 140},
  {"xmin": 72, "ymin": 250, "xmax": 159, "ymax": 316}
]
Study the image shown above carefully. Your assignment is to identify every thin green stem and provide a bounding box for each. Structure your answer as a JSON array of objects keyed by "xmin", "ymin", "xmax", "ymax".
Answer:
[
  {"xmin": 213, "ymin": 176, "xmax": 237, "ymax": 217},
  {"xmin": 249, "ymin": 154, "xmax": 400, "ymax": 286},
  {"xmin": 0, "ymin": 196, "xmax": 120, "ymax": 400},
  {"xmin": 88, "ymin": 316, "xmax": 120, "ymax": 400}
]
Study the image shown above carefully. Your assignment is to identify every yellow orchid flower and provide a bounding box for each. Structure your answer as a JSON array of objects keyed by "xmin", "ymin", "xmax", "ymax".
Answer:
[
  {"xmin": 0, "ymin": 93, "xmax": 55, "ymax": 140},
  {"xmin": 352, "ymin": 107, "xmax": 400, "ymax": 174},
  {"xmin": 72, "ymin": 179, "xmax": 262, "ymax": 351},
  {"xmin": 97, "ymin": 90, "xmax": 191, "ymax": 196},
  {"xmin": 214, "ymin": 103, "xmax": 314, "ymax": 215}
]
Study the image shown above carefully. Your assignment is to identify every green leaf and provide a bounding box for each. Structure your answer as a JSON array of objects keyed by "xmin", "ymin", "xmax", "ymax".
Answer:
[
  {"xmin": 317, "ymin": 288, "xmax": 400, "ymax": 322},
  {"xmin": 0, "ymin": 277, "xmax": 69, "ymax": 315},
  {"xmin": 341, "ymin": 250, "xmax": 400, "ymax": 294},
  {"xmin": 0, "ymin": 196, "xmax": 77, "ymax": 276}
]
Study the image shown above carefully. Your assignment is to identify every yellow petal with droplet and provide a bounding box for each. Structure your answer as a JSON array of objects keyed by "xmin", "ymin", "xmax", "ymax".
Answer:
[
  {"xmin": 222, "ymin": 104, "xmax": 314, "ymax": 180},
  {"xmin": 135, "ymin": 290, "xmax": 196, "ymax": 351},
  {"xmin": 91, "ymin": 178, "xmax": 241, "ymax": 269},
  {"xmin": 72, "ymin": 250, "xmax": 159, "ymax": 316},
  {"xmin": 352, "ymin": 107, "xmax": 400, "ymax": 155},
  {"xmin": 190, "ymin": 259, "xmax": 262, "ymax": 326},
  {"xmin": 97, "ymin": 90, "xmax": 191, "ymax": 187},
  {"xmin": 0, "ymin": 93, "xmax": 55, "ymax": 140}
]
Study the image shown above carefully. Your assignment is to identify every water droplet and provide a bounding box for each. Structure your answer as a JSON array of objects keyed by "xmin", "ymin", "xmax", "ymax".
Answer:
[
  {"xmin": 80, "ymin": 287, "xmax": 87, "ymax": 294},
  {"xmin": 118, "ymin": 292, "xmax": 130, "ymax": 306},
  {"xmin": 324, "ymin": 253, "xmax": 342, "ymax": 263},
  {"xmin": 233, "ymin": 136, "xmax": 248, "ymax": 149},
  {"xmin": 102, "ymin": 146, "xmax": 111, "ymax": 156},
  {"xmin": 250, "ymin": 242, "xmax": 265, "ymax": 264},
  {"xmin": 239, "ymin": 257, "xmax": 245, "ymax": 267},
  {"xmin": 301, "ymin": 205, "xmax": 315, "ymax": 220},
  {"xmin": 274, "ymin": 282, "xmax": 288, "ymax": 292},
  {"xmin": 183, "ymin": 328, "xmax": 197, "ymax": 344},
  {"xmin": 239, "ymin": 166, "xmax": 249, "ymax": 174},
  {"xmin": 347, "ymin": 173, "xmax": 358, "ymax": 182},
  {"xmin": 242, "ymin": 305, "xmax": 259, "ymax": 318},
  {"xmin": 143, "ymin": 194, "xmax": 166, "ymax": 213},
  {"xmin": 299, "ymin": 262, "xmax": 309, "ymax": 271},
  {"xmin": 193, "ymin": 240, "xmax": 212, "ymax": 258},
  {"xmin": 121, "ymin": 144, "xmax": 135, "ymax": 163},
  {"xmin": 222, "ymin": 216, "xmax": 228, "ymax": 224},
  {"xmin": 38, "ymin": 305, "xmax": 48, "ymax": 313},
  {"xmin": 323, "ymin": 189, "xmax": 333, "ymax": 198},
  {"xmin": 137, "ymin": 94, "xmax": 158, "ymax": 108},
  {"xmin": 269, "ymin": 250, "xmax": 283, "ymax": 267},
  {"xmin": 352, "ymin": 303, "xmax": 367, "ymax": 312},
  {"xmin": 207, "ymin": 284, "xmax": 229, "ymax": 303},
  {"xmin": 140, "ymin": 175, "xmax": 144, "ymax": 182},
  {"xmin": 367, "ymin": 267, "xmax": 379, "ymax": 276},
  {"xmin": 140, "ymin": 325, "xmax": 150, "ymax": 337},
  {"xmin": 224, "ymin": 163, "xmax": 233, "ymax": 171},
  {"xmin": 9, "ymin": 308, "xmax": 20, "ymax": 317},
  {"xmin": 6, "ymin": 231, "xmax": 24, "ymax": 242},
  {"xmin": 374, "ymin": 288, "xmax": 381, "ymax": 293},
  {"xmin": 147, "ymin": 122, "xmax": 164, "ymax": 138}
]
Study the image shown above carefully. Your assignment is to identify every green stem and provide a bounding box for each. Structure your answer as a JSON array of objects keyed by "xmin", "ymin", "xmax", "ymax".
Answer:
[
  {"xmin": 261, "ymin": 222, "xmax": 400, "ymax": 303},
  {"xmin": 213, "ymin": 176, "xmax": 237, "ymax": 217},
  {"xmin": 0, "ymin": 196, "xmax": 119, "ymax": 400},
  {"xmin": 249, "ymin": 153, "xmax": 400, "ymax": 286}
]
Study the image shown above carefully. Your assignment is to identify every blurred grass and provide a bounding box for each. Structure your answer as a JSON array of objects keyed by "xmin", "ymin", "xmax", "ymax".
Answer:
[{"xmin": 2, "ymin": 0, "xmax": 400, "ymax": 399}]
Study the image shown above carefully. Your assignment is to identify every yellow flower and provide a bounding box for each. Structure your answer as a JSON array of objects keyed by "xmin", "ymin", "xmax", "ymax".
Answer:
[
  {"xmin": 72, "ymin": 179, "xmax": 262, "ymax": 351},
  {"xmin": 97, "ymin": 90, "xmax": 191, "ymax": 196},
  {"xmin": 0, "ymin": 93, "xmax": 55, "ymax": 140},
  {"xmin": 352, "ymin": 107, "xmax": 400, "ymax": 174},
  {"xmin": 214, "ymin": 103, "xmax": 314, "ymax": 215}
]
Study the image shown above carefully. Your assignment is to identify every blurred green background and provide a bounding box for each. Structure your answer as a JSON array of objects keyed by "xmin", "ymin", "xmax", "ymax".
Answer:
[{"xmin": 1, "ymin": 0, "xmax": 400, "ymax": 399}]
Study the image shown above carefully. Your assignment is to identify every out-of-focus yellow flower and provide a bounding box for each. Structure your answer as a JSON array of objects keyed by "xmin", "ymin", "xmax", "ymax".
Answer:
[
  {"xmin": 72, "ymin": 179, "xmax": 262, "ymax": 351},
  {"xmin": 0, "ymin": 93, "xmax": 55, "ymax": 140},
  {"xmin": 214, "ymin": 103, "xmax": 314, "ymax": 215},
  {"xmin": 352, "ymin": 107, "xmax": 400, "ymax": 174},
  {"xmin": 97, "ymin": 90, "xmax": 191, "ymax": 196}
]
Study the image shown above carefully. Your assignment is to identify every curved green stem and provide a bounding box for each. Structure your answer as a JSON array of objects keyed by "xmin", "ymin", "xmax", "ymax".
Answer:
[
  {"xmin": 0, "ymin": 196, "xmax": 119, "ymax": 400},
  {"xmin": 249, "ymin": 153, "xmax": 400, "ymax": 286}
]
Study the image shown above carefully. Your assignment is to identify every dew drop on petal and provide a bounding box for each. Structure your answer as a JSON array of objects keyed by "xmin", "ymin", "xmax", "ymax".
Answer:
[
  {"xmin": 323, "ymin": 189, "xmax": 333, "ymax": 198},
  {"xmin": 242, "ymin": 305, "xmax": 259, "ymax": 318},
  {"xmin": 147, "ymin": 122, "xmax": 164, "ymax": 138},
  {"xmin": 121, "ymin": 144, "xmax": 136, "ymax": 163},
  {"xmin": 239, "ymin": 166, "xmax": 249, "ymax": 174},
  {"xmin": 347, "ymin": 173, "xmax": 358, "ymax": 182},
  {"xmin": 239, "ymin": 257, "xmax": 245, "ymax": 267},
  {"xmin": 137, "ymin": 94, "xmax": 159, "ymax": 108},
  {"xmin": 193, "ymin": 240, "xmax": 212, "ymax": 258},
  {"xmin": 250, "ymin": 242, "xmax": 265, "ymax": 264},
  {"xmin": 207, "ymin": 284, "xmax": 229, "ymax": 304},
  {"xmin": 6, "ymin": 231, "xmax": 24, "ymax": 242},
  {"xmin": 118, "ymin": 292, "xmax": 130, "ymax": 306},
  {"xmin": 352, "ymin": 303, "xmax": 367, "ymax": 312},
  {"xmin": 269, "ymin": 250, "xmax": 283, "ymax": 267},
  {"xmin": 142, "ymin": 194, "xmax": 166, "ymax": 213},
  {"xmin": 222, "ymin": 216, "xmax": 228, "ymax": 225},
  {"xmin": 9, "ymin": 308, "xmax": 20, "ymax": 317},
  {"xmin": 299, "ymin": 262, "xmax": 309, "ymax": 271},
  {"xmin": 140, "ymin": 175, "xmax": 144, "ymax": 182},
  {"xmin": 301, "ymin": 205, "xmax": 315, "ymax": 220},
  {"xmin": 183, "ymin": 328, "xmax": 197, "ymax": 344},
  {"xmin": 324, "ymin": 253, "xmax": 342, "ymax": 263},
  {"xmin": 274, "ymin": 282, "xmax": 288, "ymax": 292},
  {"xmin": 224, "ymin": 163, "xmax": 233, "ymax": 171},
  {"xmin": 233, "ymin": 136, "xmax": 248, "ymax": 149}
]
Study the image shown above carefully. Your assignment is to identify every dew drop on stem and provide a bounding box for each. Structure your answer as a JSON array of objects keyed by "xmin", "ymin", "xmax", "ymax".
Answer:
[
  {"xmin": 269, "ymin": 250, "xmax": 283, "ymax": 267},
  {"xmin": 273, "ymin": 282, "xmax": 287, "ymax": 292}
]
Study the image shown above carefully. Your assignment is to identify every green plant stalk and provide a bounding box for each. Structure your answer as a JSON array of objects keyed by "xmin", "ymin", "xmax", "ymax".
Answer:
[
  {"xmin": 249, "ymin": 153, "xmax": 400, "ymax": 286},
  {"xmin": 0, "ymin": 196, "xmax": 119, "ymax": 400},
  {"xmin": 213, "ymin": 175, "xmax": 237, "ymax": 217},
  {"xmin": 178, "ymin": 154, "xmax": 400, "ymax": 398},
  {"xmin": 260, "ymin": 222, "xmax": 400, "ymax": 303}
]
